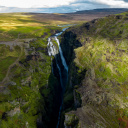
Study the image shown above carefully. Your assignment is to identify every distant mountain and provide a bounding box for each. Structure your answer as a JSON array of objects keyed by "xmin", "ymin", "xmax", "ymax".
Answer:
[
  {"xmin": 30, "ymin": 8, "xmax": 128, "ymax": 24},
  {"xmin": 73, "ymin": 8, "xmax": 128, "ymax": 15}
]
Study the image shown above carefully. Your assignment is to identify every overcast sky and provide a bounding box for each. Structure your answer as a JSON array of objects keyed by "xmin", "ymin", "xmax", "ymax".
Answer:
[{"xmin": 0, "ymin": 0, "xmax": 128, "ymax": 13}]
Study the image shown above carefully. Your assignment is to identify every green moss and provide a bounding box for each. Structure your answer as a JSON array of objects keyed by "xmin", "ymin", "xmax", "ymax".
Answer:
[
  {"xmin": 64, "ymin": 12, "xmax": 128, "ymax": 127},
  {"xmin": 64, "ymin": 93, "xmax": 74, "ymax": 109}
]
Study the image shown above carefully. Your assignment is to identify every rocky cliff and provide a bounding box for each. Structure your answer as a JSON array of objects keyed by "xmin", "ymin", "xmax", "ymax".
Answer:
[
  {"xmin": 60, "ymin": 12, "xmax": 128, "ymax": 128},
  {"xmin": 0, "ymin": 30, "xmax": 62, "ymax": 128}
]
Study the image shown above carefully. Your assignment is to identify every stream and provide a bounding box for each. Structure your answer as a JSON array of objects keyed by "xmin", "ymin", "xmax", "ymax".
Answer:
[{"xmin": 47, "ymin": 28, "xmax": 68, "ymax": 128}]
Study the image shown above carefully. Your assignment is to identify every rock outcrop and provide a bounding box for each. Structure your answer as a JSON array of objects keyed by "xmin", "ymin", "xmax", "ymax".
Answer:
[{"xmin": 60, "ymin": 12, "xmax": 128, "ymax": 128}]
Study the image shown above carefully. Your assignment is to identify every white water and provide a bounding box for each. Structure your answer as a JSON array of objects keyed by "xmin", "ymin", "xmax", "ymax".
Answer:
[
  {"xmin": 55, "ymin": 36, "xmax": 68, "ymax": 72},
  {"xmin": 47, "ymin": 28, "xmax": 68, "ymax": 128},
  {"xmin": 47, "ymin": 28, "xmax": 68, "ymax": 72},
  {"xmin": 55, "ymin": 56, "xmax": 63, "ymax": 88},
  {"xmin": 47, "ymin": 38, "xmax": 58, "ymax": 56}
]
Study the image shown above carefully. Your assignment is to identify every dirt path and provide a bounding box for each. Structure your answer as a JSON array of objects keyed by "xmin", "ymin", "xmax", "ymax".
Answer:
[
  {"xmin": 0, "ymin": 38, "xmax": 35, "ymax": 49},
  {"xmin": 0, "ymin": 38, "xmax": 36, "ymax": 84},
  {"xmin": 2, "ymin": 45, "xmax": 23, "ymax": 83}
]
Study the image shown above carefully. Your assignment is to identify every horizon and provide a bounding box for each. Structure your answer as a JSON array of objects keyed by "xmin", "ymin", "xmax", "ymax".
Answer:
[{"xmin": 0, "ymin": 8, "xmax": 128, "ymax": 14}]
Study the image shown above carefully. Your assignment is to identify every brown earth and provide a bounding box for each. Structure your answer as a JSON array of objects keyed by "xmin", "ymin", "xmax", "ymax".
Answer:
[{"xmin": 30, "ymin": 8, "xmax": 128, "ymax": 23}]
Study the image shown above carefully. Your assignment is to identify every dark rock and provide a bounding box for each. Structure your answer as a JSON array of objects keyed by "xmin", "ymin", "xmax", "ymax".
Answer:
[
  {"xmin": 27, "ymin": 47, "xmax": 35, "ymax": 51},
  {"xmin": 36, "ymin": 47, "xmax": 48, "ymax": 55},
  {"xmin": 84, "ymin": 23, "xmax": 91, "ymax": 30},
  {"xmin": 0, "ymin": 86, "xmax": 10, "ymax": 95},
  {"xmin": 41, "ymin": 32, "xmax": 48, "ymax": 38},
  {"xmin": 0, "ymin": 86, "xmax": 7, "ymax": 92},
  {"xmin": 124, "ymin": 18, "xmax": 128, "ymax": 20},
  {"xmin": 85, "ymin": 37, "xmax": 91, "ymax": 43},
  {"xmin": 24, "ymin": 41, "xmax": 29, "ymax": 43},
  {"xmin": 119, "ymin": 49, "xmax": 126, "ymax": 52},
  {"xmin": 60, "ymin": 31, "xmax": 82, "ymax": 65},
  {"xmin": 37, "ymin": 115, "xmax": 43, "ymax": 128},
  {"xmin": 91, "ymin": 19, "xmax": 98, "ymax": 24},
  {"xmin": 115, "ymin": 15, "xmax": 123, "ymax": 19},
  {"xmin": 106, "ymin": 57, "xmax": 110, "ymax": 62},
  {"xmin": 36, "ymin": 47, "xmax": 44, "ymax": 51},
  {"xmin": 5, "ymin": 81, "xmax": 16, "ymax": 86},
  {"xmin": 111, "ymin": 52, "xmax": 115, "ymax": 55},
  {"xmin": 25, "ymin": 54, "xmax": 40, "ymax": 61},
  {"xmin": 40, "ymin": 59, "xmax": 46, "ymax": 62},
  {"xmin": 2, "ymin": 112, "xmax": 7, "ymax": 120}
]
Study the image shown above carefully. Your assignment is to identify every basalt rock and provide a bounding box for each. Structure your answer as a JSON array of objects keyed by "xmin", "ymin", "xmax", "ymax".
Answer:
[{"xmin": 60, "ymin": 13, "xmax": 128, "ymax": 128}]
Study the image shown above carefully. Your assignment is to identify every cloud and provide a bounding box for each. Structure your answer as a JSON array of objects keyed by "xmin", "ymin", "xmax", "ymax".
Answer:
[
  {"xmin": 0, "ymin": 0, "xmax": 77, "ymax": 8},
  {"xmin": 90, "ymin": 0, "xmax": 128, "ymax": 8},
  {"xmin": 0, "ymin": 6, "xmax": 41, "ymax": 13},
  {"xmin": 0, "ymin": 0, "xmax": 128, "ymax": 13}
]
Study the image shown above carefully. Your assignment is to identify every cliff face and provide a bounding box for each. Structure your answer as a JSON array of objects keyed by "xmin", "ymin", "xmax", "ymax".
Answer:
[
  {"xmin": 61, "ymin": 12, "xmax": 128, "ymax": 128},
  {"xmin": 0, "ymin": 35, "xmax": 61, "ymax": 127}
]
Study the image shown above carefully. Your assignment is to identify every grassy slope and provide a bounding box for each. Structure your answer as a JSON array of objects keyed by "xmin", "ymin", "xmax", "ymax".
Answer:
[
  {"xmin": 0, "ymin": 13, "xmax": 63, "ymax": 41},
  {"xmin": 0, "ymin": 37, "xmax": 60, "ymax": 127},
  {"xmin": 0, "ymin": 45, "xmax": 21, "ymax": 81},
  {"xmin": 0, "ymin": 41, "xmax": 54, "ymax": 127},
  {"xmin": 0, "ymin": 13, "xmax": 64, "ymax": 127},
  {"xmin": 0, "ymin": 12, "xmax": 63, "ymax": 82},
  {"xmin": 64, "ymin": 12, "xmax": 128, "ymax": 127}
]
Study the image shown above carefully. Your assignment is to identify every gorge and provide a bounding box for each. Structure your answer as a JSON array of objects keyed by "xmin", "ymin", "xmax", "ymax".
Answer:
[
  {"xmin": 48, "ymin": 12, "xmax": 128, "ymax": 127},
  {"xmin": 0, "ymin": 10, "xmax": 128, "ymax": 128},
  {"xmin": 47, "ymin": 28, "xmax": 69, "ymax": 128}
]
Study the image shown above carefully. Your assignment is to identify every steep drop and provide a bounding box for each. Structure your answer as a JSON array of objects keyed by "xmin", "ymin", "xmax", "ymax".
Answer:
[{"xmin": 47, "ymin": 28, "xmax": 68, "ymax": 127}]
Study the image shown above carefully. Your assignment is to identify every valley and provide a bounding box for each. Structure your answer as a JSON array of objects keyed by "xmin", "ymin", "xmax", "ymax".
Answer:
[{"xmin": 0, "ymin": 8, "xmax": 128, "ymax": 128}]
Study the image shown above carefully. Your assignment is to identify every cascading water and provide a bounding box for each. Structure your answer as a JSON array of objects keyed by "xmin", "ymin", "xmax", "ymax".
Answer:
[
  {"xmin": 55, "ymin": 37, "xmax": 68, "ymax": 72},
  {"xmin": 47, "ymin": 28, "xmax": 68, "ymax": 128}
]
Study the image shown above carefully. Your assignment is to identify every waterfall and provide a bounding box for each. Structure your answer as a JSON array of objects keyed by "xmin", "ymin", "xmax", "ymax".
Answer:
[
  {"xmin": 47, "ymin": 37, "xmax": 59, "ymax": 56},
  {"xmin": 55, "ymin": 36, "xmax": 68, "ymax": 72},
  {"xmin": 47, "ymin": 28, "xmax": 68, "ymax": 128}
]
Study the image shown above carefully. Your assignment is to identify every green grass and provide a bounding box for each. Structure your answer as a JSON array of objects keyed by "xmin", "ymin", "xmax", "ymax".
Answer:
[
  {"xmin": 0, "ymin": 45, "xmax": 21, "ymax": 81},
  {"xmin": 0, "ymin": 57, "xmax": 17, "ymax": 81},
  {"xmin": 67, "ymin": 13, "xmax": 128, "ymax": 126},
  {"xmin": 0, "ymin": 12, "xmax": 74, "ymax": 127},
  {"xmin": 75, "ymin": 37, "xmax": 128, "ymax": 85},
  {"xmin": 0, "ymin": 36, "xmax": 57, "ymax": 126},
  {"xmin": 0, "ymin": 13, "xmax": 63, "ymax": 41}
]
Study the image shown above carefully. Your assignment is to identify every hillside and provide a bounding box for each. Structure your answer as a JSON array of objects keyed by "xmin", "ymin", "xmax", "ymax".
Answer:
[
  {"xmin": 60, "ymin": 11, "xmax": 128, "ymax": 127},
  {"xmin": 0, "ymin": 10, "xmax": 128, "ymax": 128},
  {"xmin": 0, "ymin": 13, "xmax": 63, "ymax": 127},
  {"xmin": 30, "ymin": 8, "xmax": 128, "ymax": 25},
  {"xmin": 74, "ymin": 8, "xmax": 128, "ymax": 14}
]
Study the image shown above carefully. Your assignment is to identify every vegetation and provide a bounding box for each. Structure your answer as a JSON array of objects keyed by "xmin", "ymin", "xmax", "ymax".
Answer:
[
  {"xmin": 0, "ymin": 45, "xmax": 21, "ymax": 81},
  {"xmin": 1, "ymin": 10, "xmax": 128, "ymax": 128},
  {"xmin": 0, "ymin": 13, "xmax": 63, "ymax": 41},
  {"xmin": 62, "ymin": 12, "xmax": 128, "ymax": 127},
  {"xmin": 0, "ymin": 12, "xmax": 65, "ymax": 127}
]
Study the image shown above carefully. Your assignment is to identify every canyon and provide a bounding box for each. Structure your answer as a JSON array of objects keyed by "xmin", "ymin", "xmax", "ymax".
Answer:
[{"xmin": 0, "ymin": 9, "xmax": 128, "ymax": 128}]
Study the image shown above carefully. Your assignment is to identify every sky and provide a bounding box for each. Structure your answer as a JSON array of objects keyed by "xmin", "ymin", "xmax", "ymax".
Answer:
[{"xmin": 0, "ymin": 0, "xmax": 128, "ymax": 13}]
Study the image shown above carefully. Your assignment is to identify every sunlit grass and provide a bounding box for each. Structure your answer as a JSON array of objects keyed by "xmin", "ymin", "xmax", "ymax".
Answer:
[
  {"xmin": 75, "ymin": 37, "xmax": 128, "ymax": 83},
  {"xmin": 0, "ymin": 13, "xmax": 63, "ymax": 41}
]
